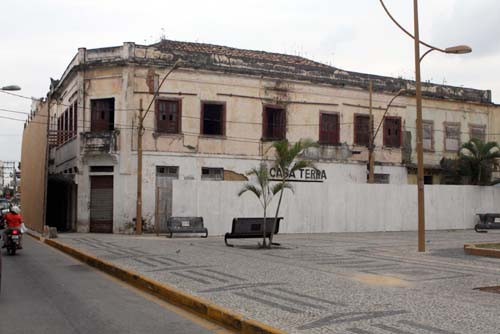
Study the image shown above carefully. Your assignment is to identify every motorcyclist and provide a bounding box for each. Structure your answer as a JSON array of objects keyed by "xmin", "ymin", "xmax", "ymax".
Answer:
[{"xmin": 2, "ymin": 206, "xmax": 23, "ymax": 249}]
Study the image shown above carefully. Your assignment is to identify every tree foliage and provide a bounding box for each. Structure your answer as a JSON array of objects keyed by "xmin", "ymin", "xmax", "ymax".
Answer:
[
  {"xmin": 269, "ymin": 139, "xmax": 318, "ymax": 244},
  {"xmin": 441, "ymin": 138, "xmax": 500, "ymax": 185},
  {"xmin": 238, "ymin": 165, "xmax": 281, "ymax": 248}
]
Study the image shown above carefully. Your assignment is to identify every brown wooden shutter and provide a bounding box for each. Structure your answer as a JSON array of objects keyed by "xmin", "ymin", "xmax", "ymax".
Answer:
[
  {"xmin": 279, "ymin": 108, "xmax": 286, "ymax": 139},
  {"xmin": 355, "ymin": 115, "xmax": 370, "ymax": 146},
  {"xmin": 262, "ymin": 107, "xmax": 267, "ymax": 139},
  {"xmin": 384, "ymin": 117, "xmax": 401, "ymax": 148},
  {"xmin": 73, "ymin": 101, "xmax": 78, "ymax": 136},
  {"xmin": 320, "ymin": 113, "xmax": 339, "ymax": 144}
]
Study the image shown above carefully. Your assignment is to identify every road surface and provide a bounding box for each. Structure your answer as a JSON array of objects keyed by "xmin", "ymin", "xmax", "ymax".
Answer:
[{"xmin": 0, "ymin": 236, "xmax": 230, "ymax": 334}]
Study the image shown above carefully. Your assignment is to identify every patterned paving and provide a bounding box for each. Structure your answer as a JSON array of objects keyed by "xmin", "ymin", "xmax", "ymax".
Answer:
[{"xmin": 60, "ymin": 231, "xmax": 500, "ymax": 333}]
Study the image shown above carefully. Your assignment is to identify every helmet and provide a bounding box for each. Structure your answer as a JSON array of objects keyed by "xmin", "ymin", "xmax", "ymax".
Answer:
[{"xmin": 10, "ymin": 206, "xmax": 20, "ymax": 214}]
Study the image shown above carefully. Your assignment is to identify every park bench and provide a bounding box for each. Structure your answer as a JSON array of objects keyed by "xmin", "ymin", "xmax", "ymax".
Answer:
[
  {"xmin": 224, "ymin": 217, "xmax": 283, "ymax": 247},
  {"xmin": 166, "ymin": 217, "xmax": 208, "ymax": 238},
  {"xmin": 475, "ymin": 213, "xmax": 500, "ymax": 233}
]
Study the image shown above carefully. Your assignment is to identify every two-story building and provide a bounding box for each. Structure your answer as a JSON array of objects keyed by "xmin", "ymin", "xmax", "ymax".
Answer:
[{"xmin": 26, "ymin": 40, "xmax": 499, "ymax": 234}]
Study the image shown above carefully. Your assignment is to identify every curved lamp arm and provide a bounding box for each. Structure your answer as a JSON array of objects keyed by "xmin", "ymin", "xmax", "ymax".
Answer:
[
  {"xmin": 379, "ymin": 0, "xmax": 447, "ymax": 52},
  {"xmin": 379, "ymin": 1, "xmax": 472, "ymax": 61},
  {"xmin": 372, "ymin": 89, "xmax": 406, "ymax": 144}
]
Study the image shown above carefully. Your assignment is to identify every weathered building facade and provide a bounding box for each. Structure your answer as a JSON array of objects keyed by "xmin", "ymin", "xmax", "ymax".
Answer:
[{"xmin": 27, "ymin": 40, "xmax": 499, "ymax": 233}]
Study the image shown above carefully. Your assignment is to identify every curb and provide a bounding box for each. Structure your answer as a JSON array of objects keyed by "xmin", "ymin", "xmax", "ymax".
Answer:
[
  {"xmin": 464, "ymin": 243, "xmax": 500, "ymax": 258},
  {"xmin": 31, "ymin": 235, "xmax": 285, "ymax": 334},
  {"xmin": 26, "ymin": 231, "xmax": 42, "ymax": 241}
]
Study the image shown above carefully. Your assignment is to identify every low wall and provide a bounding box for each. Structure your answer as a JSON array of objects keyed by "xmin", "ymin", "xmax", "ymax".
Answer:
[{"xmin": 172, "ymin": 180, "xmax": 500, "ymax": 236}]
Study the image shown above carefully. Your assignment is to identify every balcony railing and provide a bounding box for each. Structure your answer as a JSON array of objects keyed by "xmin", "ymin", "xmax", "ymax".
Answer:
[{"xmin": 80, "ymin": 131, "xmax": 118, "ymax": 155}]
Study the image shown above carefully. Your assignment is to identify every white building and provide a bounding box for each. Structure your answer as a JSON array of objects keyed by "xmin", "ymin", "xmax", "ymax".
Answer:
[{"xmin": 25, "ymin": 40, "xmax": 500, "ymax": 234}]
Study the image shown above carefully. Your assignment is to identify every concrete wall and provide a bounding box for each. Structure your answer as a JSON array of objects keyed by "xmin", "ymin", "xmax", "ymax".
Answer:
[
  {"xmin": 20, "ymin": 101, "xmax": 48, "ymax": 232},
  {"xmin": 172, "ymin": 180, "xmax": 500, "ymax": 236}
]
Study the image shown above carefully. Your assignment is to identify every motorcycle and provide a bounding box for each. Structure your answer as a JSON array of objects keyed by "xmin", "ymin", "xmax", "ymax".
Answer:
[{"xmin": 4, "ymin": 228, "xmax": 22, "ymax": 255}]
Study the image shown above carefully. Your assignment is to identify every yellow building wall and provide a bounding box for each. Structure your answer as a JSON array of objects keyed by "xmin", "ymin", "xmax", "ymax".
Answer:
[{"xmin": 20, "ymin": 101, "xmax": 48, "ymax": 232}]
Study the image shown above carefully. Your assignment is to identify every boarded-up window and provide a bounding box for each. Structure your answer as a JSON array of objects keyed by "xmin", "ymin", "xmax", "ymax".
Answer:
[
  {"xmin": 354, "ymin": 114, "xmax": 370, "ymax": 147},
  {"xmin": 423, "ymin": 121, "xmax": 433, "ymax": 151},
  {"xmin": 156, "ymin": 99, "xmax": 181, "ymax": 134},
  {"xmin": 201, "ymin": 102, "xmax": 225, "ymax": 136},
  {"xmin": 445, "ymin": 123, "xmax": 460, "ymax": 151},
  {"xmin": 470, "ymin": 124, "xmax": 486, "ymax": 142},
  {"xmin": 263, "ymin": 106, "xmax": 286, "ymax": 140},
  {"xmin": 319, "ymin": 113, "xmax": 339, "ymax": 145},
  {"xmin": 91, "ymin": 98, "xmax": 115, "ymax": 132},
  {"xmin": 201, "ymin": 167, "xmax": 223, "ymax": 180},
  {"xmin": 383, "ymin": 117, "xmax": 401, "ymax": 148}
]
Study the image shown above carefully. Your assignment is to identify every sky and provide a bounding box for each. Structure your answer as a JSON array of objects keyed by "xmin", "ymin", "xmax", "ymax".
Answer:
[{"xmin": 1, "ymin": 0, "xmax": 499, "ymax": 162}]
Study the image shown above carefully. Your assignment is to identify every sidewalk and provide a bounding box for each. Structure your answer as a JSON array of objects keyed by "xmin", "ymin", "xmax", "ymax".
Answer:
[{"xmin": 55, "ymin": 230, "xmax": 500, "ymax": 334}]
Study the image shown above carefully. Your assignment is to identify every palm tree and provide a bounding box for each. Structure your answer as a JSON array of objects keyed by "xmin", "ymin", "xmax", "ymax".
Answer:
[
  {"xmin": 459, "ymin": 138, "xmax": 500, "ymax": 185},
  {"xmin": 268, "ymin": 139, "xmax": 318, "ymax": 245},
  {"xmin": 238, "ymin": 165, "xmax": 282, "ymax": 248}
]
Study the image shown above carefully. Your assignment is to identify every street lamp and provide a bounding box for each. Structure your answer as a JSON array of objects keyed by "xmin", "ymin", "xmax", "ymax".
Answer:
[
  {"xmin": 0, "ymin": 85, "xmax": 21, "ymax": 91},
  {"xmin": 379, "ymin": 0, "xmax": 471, "ymax": 252}
]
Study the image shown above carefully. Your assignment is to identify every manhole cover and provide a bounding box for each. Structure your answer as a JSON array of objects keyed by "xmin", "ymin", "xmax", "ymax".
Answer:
[{"xmin": 474, "ymin": 286, "xmax": 500, "ymax": 294}]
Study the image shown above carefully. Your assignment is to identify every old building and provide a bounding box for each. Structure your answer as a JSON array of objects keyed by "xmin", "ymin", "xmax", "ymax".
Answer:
[{"xmin": 23, "ymin": 40, "xmax": 500, "ymax": 234}]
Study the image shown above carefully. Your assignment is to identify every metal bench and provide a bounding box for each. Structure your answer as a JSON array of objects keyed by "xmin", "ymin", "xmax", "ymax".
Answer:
[
  {"xmin": 166, "ymin": 217, "xmax": 208, "ymax": 238},
  {"xmin": 475, "ymin": 213, "xmax": 500, "ymax": 233},
  {"xmin": 224, "ymin": 217, "xmax": 283, "ymax": 247}
]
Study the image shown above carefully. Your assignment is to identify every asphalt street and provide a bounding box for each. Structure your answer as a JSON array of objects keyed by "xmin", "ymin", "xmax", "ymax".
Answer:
[{"xmin": 0, "ymin": 236, "xmax": 228, "ymax": 334}]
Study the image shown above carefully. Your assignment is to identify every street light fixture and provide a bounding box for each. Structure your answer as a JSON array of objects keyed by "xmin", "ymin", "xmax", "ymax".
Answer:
[
  {"xmin": 0, "ymin": 85, "xmax": 21, "ymax": 91},
  {"xmin": 379, "ymin": 0, "xmax": 471, "ymax": 252}
]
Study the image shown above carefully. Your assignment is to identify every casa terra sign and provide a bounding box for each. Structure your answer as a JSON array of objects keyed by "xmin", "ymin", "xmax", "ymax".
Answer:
[{"xmin": 269, "ymin": 167, "xmax": 327, "ymax": 183}]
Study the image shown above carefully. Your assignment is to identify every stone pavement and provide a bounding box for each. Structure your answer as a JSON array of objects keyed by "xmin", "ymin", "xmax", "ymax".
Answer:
[{"xmin": 58, "ymin": 231, "xmax": 500, "ymax": 334}]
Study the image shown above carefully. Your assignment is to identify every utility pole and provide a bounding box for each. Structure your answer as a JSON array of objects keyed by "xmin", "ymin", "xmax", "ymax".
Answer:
[
  {"xmin": 135, "ymin": 60, "xmax": 182, "ymax": 234},
  {"xmin": 414, "ymin": 0, "xmax": 426, "ymax": 252},
  {"xmin": 136, "ymin": 99, "xmax": 144, "ymax": 235},
  {"xmin": 368, "ymin": 81, "xmax": 375, "ymax": 183}
]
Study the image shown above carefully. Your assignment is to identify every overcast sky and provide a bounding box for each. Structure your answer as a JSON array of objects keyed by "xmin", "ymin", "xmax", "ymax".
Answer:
[{"xmin": 1, "ymin": 0, "xmax": 499, "ymax": 162}]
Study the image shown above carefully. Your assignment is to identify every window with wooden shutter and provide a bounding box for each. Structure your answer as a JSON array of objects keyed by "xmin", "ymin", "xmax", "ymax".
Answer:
[
  {"xmin": 354, "ymin": 114, "xmax": 370, "ymax": 146},
  {"xmin": 319, "ymin": 113, "xmax": 339, "ymax": 145},
  {"xmin": 73, "ymin": 101, "xmax": 78, "ymax": 137},
  {"xmin": 57, "ymin": 117, "xmax": 62, "ymax": 145},
  {"xmin": 444, "ymin": 123, "xmax": 460, "ymax": 151},
  {"xmin": 91, "ymin": 98, "xmax": 115, "ymax": 132},
  {"xmin": 422, "ymin": 121, "xmax": 433, "ymax": 151},
  {"xmin": 68, "ymin": 105, "xmax": 73, "ymax": 139},
  {"xmin": 263, "ymin": 106, "xmax": 286, "ymax": 140},
  {"xmin": 469, "ymin": 124, "xmax": 485, "ymax": 142},
  {"xmin": 156, "ymin": 99, "xmax": 181, "ymax": 134},
  {"xmin": 201, "ymin": 102, "xmax": 225, "ymax": 136},
  {"xmin": 383, "ymin": 117, "xmax": 401, "ymax": 148}
]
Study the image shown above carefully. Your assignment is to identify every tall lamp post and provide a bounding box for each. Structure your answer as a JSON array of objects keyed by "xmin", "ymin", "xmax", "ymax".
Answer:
[{"xmin": 379, "ymin": 0, "xmax": 471, "ymax": 252}]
